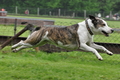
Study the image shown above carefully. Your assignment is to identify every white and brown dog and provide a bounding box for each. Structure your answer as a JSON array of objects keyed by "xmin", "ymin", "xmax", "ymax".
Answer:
[{"xmin": 11, "ymin": 15, "xmax": 114, "ymax": 60}]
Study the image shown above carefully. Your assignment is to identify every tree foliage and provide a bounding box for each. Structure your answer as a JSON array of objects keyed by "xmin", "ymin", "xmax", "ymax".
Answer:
[
  {"xmin": 113, "ymin": 1, "xmax": 120, "ymax": 12},
  {"xmin": 0, "ymin": 0, "xmax": 120, "ymax": 13}
]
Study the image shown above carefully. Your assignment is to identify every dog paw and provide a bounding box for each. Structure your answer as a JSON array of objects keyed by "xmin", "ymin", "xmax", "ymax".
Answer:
[
  {"xmin": 98, "ymin": 57, "xmax": 103, "ymax": 61},
  {"xmin": 106, "ymin": 50, "xmax": 113, "ymax": 55},
  {"xmin": 12, "ymin": 49, "xmax": 17, "ymax": 52}
]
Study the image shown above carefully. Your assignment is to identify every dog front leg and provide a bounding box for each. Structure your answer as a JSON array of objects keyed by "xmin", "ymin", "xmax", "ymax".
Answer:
[
  {"xmin": 90, "ymin": 42, "xmax": 113, "ymax": 55},
  {"xmin": 80, "ymin": 43, "xmax": 103, "ymax": 60}
]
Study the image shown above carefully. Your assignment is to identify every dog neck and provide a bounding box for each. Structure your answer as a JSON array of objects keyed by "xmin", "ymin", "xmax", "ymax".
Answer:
[{"xmin": 85, "ymin": 19, "xmax": 94, "ymax": 35}]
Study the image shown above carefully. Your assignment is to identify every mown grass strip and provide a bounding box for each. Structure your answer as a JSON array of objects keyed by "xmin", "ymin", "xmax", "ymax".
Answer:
[{"xmin": 0, "ymin": 47, "xmax": 120, "ymax": 80}]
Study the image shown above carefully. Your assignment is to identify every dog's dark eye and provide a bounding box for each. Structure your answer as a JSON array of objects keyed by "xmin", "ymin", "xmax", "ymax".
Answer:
[{"xmin": 102, "ymin": 24, "xmax": 106, "ymax": 26}]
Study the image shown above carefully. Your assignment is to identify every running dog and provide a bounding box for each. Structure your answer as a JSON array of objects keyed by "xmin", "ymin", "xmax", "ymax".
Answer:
[{"xmin": 11, "ymin": 15, "xmax": 114, "ymax": 60}]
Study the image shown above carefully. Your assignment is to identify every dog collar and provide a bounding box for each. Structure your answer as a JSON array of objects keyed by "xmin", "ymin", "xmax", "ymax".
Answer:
[{"xmin": 85, "ymin": 19, "xmax": 94, "ymax": 35}]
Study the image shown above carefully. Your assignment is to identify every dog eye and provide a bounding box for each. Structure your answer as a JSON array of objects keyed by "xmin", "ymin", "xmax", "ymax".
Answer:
[{"xmin": 102, "ymin": 24, "xmax": 106, "ymax": 26}]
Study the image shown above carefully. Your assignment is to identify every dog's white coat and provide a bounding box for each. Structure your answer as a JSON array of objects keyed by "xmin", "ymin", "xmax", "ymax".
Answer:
[{"xmin": 77, "ymin": 19, "xmax": 113, "ymax": 60}]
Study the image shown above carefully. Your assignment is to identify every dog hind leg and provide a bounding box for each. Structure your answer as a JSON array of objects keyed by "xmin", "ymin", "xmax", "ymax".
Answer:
[
  {"xmin": 11, "ymin": 40, "xmax": 24, "ymax": 50},
  {"xmin": 12, "ymin": 40, "xmax": 33, "ymax": 52},
  {"xmin": 12, "ymin": 45, "xmax": 31, "ymax": 52}
]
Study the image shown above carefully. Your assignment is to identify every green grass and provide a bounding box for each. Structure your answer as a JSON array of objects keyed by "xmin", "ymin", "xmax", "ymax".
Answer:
[
  {"xmin": 94, "ymin": 32, "xmax": 120, "ymax": 43},
  {"xmin": 0, "ymin": 46, "xmax": 120, "ymax": 80},
  {"xmin": 0, "ymin": 25, "xmax": 30, "ymax": 37},
  {"xmin": 0, "ymin": 15, "xmax": 119, "ymax": 80}
]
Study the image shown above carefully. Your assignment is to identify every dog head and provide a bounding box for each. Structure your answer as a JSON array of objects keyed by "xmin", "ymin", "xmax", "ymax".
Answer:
[{"xmin": 89, "ymin": 15, "xmax": 114, "ymax": 36}]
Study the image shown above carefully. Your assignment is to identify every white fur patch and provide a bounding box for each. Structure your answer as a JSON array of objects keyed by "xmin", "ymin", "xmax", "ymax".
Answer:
[
  {"xmin": 57, "ymin": 41, "xmax": 78, "ymax": 50},
  {"xmin": 57, "ymin": 41, "xmax": 63, "ymax": 45},
  {"xmin": 43, "ymin": 31, "xmax": 49, "ymax": 39}
]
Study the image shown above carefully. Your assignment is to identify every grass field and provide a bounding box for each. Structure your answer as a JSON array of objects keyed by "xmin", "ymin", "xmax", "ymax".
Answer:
[
  {"xmin": 0, "ymin": 15, "xmax": 120, "ymax": 80},
  {"xmin": 0, "ymin": 46, "xmax": 120, "ymax": 80}
]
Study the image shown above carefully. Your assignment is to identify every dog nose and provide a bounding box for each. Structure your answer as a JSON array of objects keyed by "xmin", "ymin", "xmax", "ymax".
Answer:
[{"xmin": 111, "ymin": 29, "xmax": 114, "ymax": 33}]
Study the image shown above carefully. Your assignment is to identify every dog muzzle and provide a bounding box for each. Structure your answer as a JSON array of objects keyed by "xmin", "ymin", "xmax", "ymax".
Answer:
[{"xmin": 102, "ymin": 30, "xmax": 109, "ymax": 37}]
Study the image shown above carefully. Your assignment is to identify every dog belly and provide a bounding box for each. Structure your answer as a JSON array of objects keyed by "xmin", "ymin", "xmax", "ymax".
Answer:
[
  {"xmin": 57, "ymin": 44, "xmax": 78, "ymax": 50},
  {"xmin": 50, "ymin": 41, "xmax": 78, "ymax": 50},
  {"xmin": 35, "ymin": 39, "xmax": 78, "ymax": 50}
]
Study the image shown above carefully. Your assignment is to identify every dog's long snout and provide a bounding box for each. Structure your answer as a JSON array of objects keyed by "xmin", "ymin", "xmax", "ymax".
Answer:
[{"xmin": 111, "ymin": 29, "xmax": 114, "ymax": 33}]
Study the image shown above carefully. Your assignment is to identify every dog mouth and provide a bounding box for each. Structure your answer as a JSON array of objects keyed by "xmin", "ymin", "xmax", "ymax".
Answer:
[{"xmin": 102, "ymin": 31, "xmax": 109, "ymax": 37}]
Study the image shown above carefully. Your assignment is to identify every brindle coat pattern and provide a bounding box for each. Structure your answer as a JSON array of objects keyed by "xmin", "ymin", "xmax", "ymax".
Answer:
[{"xmin": 24, "ymin": 24, "xmax": 80, "ymax": 49}]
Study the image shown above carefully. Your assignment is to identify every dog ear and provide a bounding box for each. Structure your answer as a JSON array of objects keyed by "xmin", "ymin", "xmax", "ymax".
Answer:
[
  {"xmin": 89, "ymin": 15, "xmax": 98, "ymax": 28},
  {"xmin": 89, "ymin": 15, "xmax": 96, "ymax": 20}
]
